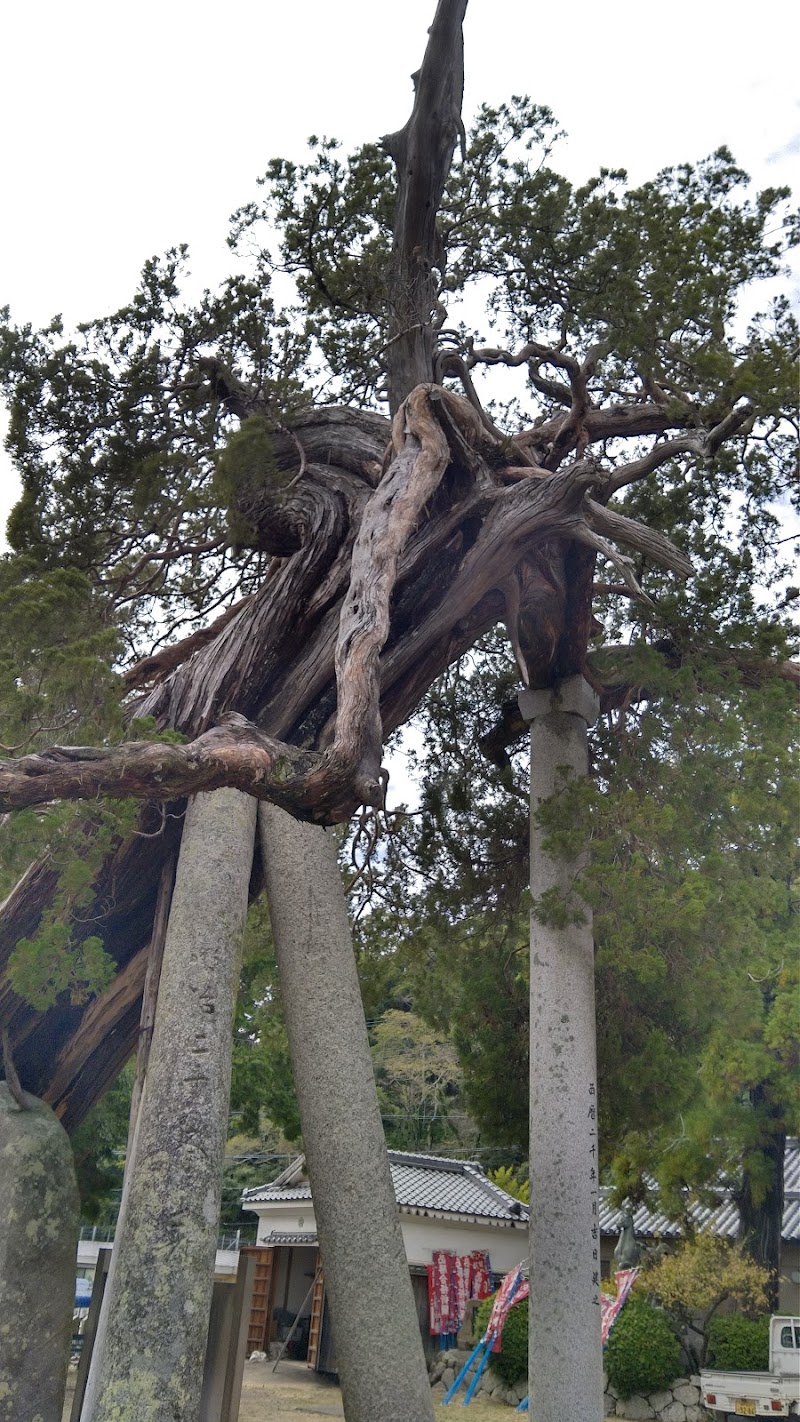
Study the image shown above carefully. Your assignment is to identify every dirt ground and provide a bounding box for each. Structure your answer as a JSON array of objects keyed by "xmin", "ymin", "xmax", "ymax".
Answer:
[
  {"xmin": 63, "ymin": 1360, "xmax": 513, "ymax": 1420},
  {"xmin": 239, "ymin": 1359, "xmax": 512, "ymax": 1419}
]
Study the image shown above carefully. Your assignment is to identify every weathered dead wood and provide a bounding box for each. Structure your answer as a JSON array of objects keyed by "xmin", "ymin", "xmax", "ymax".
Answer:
[
  {"xmin": 332, "ymin": 388, "xmax": 454, "ymax": 798},
  {"xmin": 0, "ymin": 365, "xmax": 709, "ymax": 1130},
  {"xmin": 1, "ymin": 1026, "xmax": 26, "ymax": 1108},
  {"xmin": 382, "ymin": 0, "xmax": 468, "ymax": 411},
  {"xmin": 0, "ymin": 388, "xmax": 696, "ymax": 823},
  {"xmin": 122, "ymin": 598, "xmax": 254, "ymax": 692},
  {"xmin": 45, "ymin": 947, "xmax": 149, "ymax": 1113},
  {"xmin": 126, "ymin": 857, "xmax": 174, "ymax": 1149},
  {"xmin": 518, "ymin": 402, "xmax": 693, "ymax": 466},
  {"xmin": 132, "ymin": 424, "xmax": 387, "ymax": 736},
  {"xmin": 0, "ymin": 803, "xmax": 183, "ymax": 1127}
]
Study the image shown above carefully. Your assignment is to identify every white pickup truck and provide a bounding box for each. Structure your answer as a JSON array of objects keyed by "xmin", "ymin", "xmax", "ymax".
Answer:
[{"xmin": 700, "ymin": 1316, "xmax": 800, "ymax": 1417}]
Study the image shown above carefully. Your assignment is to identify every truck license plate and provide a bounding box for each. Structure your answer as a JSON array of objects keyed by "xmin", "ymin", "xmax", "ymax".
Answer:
[{"xmin": 734, "ymin": 1403, "xmax": 757, "ymax": 1416}]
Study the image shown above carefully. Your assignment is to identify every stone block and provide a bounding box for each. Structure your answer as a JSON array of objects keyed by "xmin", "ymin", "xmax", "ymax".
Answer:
[
  {"xmin": 661, "ymin": 1403, "xmax": 687, "ymax": 1422},
  {"xmin": 674, "ymin": 1384, "xmax": 700, "ymax": 1405},
  {"xmin": 616, "ymin": 1398, "xmax": 655, "ymax": 1420},
  {"xmin": 0, "ymin": 1084, "xmax": 80, "ymax": 1422},
  {"xmin": 458, "ymin": 1298, "xmax": 480, "ymax": 1348},
  {"xmin": 648, "ymin": 1390, "xmax": 674, "ymax": 1411},
  {"xmin": 604, "ymin": 1395, "xmax": 617, "ymax": 1416}
]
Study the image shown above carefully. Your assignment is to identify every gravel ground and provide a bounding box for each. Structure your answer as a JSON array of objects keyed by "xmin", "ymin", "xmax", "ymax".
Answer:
[{"xmin": 63, "ymin": 1360, "xmax": 514, "ymax": 1420}]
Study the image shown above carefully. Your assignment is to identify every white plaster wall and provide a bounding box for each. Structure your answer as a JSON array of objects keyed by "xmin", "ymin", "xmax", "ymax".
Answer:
[
  {"xmin": 249, "ymin": 1202, "xmax": 526, "ymax": 1277},
  {"xmin": 251, "ymin": 1202, "xmax": 317, "ymax": 1243},
  {"xmin": 77, "ymin": 1238, "xmax": 107, "ymax": 1270},
  {"xmin": 398, "ymin": 1217, "xmax": 526, "ymax": 1276},
  {"xmin": 76, "ymin": 1237, "xmax": 238, "ymax": 1279},
  {"xmin": 781, "ymin": 1241, "xmax": 800, "ymax": 1315}
]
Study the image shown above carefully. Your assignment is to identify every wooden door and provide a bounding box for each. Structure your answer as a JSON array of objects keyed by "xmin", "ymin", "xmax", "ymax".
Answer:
[
  {"xmin": 306, "ymin": 1254, "xmax": 325, "ymax": 1369},
  {"xmin": 241, "ymin": 1246, "xmax": 274, "ymax": 1356}
]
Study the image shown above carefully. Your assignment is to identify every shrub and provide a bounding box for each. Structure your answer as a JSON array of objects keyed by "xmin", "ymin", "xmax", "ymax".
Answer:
[
  {"xmin": 605, "ymin": 1295, "xmax": 682, "ymax": 1399},
  {"xmin": 644, "ymin": 1236, "xmax": 769, "ymax": 1329},
  {"xmin": 642, "ymin": 1236, "xmax": 772, "ymax": 1368},
  {"xmin": 474, "ymin": 1293, "xmax": 528, "ymax": 1386},
  {"xmin": 706, "ymin": 1315, "xmax": 770, "ymax": 1371}
]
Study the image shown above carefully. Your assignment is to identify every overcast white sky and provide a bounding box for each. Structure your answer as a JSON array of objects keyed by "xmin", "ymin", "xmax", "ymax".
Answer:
[{"xmin": 1, "ymin": 0, "xmax": 797, "ymax": 534}]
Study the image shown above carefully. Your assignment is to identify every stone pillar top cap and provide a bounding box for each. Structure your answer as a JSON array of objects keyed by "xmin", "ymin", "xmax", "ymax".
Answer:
[{"xmin": 518, "ymin": 675, "xmax": 600, "ymax": 726}]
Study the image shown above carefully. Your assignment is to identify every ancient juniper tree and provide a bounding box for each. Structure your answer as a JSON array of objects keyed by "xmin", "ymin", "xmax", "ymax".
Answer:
[{"xmin": 0, "ymin": 0, "xmax": 796, "ymax": 1417}]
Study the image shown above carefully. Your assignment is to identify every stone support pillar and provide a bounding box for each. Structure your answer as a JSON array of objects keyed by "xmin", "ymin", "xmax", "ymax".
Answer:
[
  {"xmin": 519, "ymin": 676, "xmax": 602, "ymax": 1422},
  {"xmin": 89, "ymin": 787, "xmax": 257, "ymax": 1422},
  {"xmin": 258, "ymin": 803, "xmax": 434, "ymax": 1422},
  {"xmin": 0, "ymin": 1084, "xmax": 79, "ymax": 1422}
]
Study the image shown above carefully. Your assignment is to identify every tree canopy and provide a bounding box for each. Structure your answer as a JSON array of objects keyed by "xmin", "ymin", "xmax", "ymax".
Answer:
[{"xmin": 0, "ymin": 0, "xmax": 797, "ymax": 1267}]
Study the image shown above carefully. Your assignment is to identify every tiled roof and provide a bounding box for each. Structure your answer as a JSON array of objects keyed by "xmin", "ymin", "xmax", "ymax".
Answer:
[
  {"xmin": 244, "ymin": 1141, "xmax": 799, "ymax": 1242},
  {"xmin": 388, "ymin": 1152, "xmax": 528, "ymax": 1222},
  {"xmin": 600, "ymin": 1138, "xmax": 800, "ymax": 1243},
  {"xmin": 243, "ymin": 1149, "xmax": 528, "ymax": 1225},
  {"xmin": 243, "ymin": 1183, "xmax": 312, "ymax": 1204},
  {"xmin": 261, "ymin": 1230, "xmax": 319, "ymax": 1246}
]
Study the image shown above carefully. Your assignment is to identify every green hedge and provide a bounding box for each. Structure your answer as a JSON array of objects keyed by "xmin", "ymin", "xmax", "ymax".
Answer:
[
  {"xmin": 474, "ymin": 1288, "xmax": 685, "ymax": 1396},
  {"xmin": 604, "ymin": 1295, "xmax": 682, "ymax": 1399},
  {"xmin": 706, "ymin": 1315, "xmax": 770, "ymax": 1371},
  {"xmin": 475, "ymin": 1293, "xmax": 528, "ymax": 1386}
]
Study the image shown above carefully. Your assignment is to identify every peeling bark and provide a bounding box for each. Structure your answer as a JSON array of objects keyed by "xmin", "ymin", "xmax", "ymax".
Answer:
[
  {"xmin": 382, "ymin": 0, "xmax": 468, "ymax": 411},
  {"xmin": 0, "ymin": 390, "xmax": 694, "ymax": 821}
]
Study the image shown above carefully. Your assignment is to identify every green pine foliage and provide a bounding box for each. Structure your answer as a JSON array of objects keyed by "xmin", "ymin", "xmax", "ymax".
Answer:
[
  {"xmin": 604, "ymin": 1295, "xmax": 682, "ymax": 1399},
  {"xmin": 230, "ymin": 897, "xmax": 476, "ymax": 1155},
  {"xmin": 214, "ymin": 415, "xmax": 282, "ymax": 547},
  {"xmin": 352, "ymin": 612, "xmax": 798, "ymax": 1255},
  {"xmin": 0, "ymin": 559, "xmax": 122, "ymax": 757},
  {"xmin": 3, "ymin": 799, "xmax": 139, "ymax": 1009}
]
